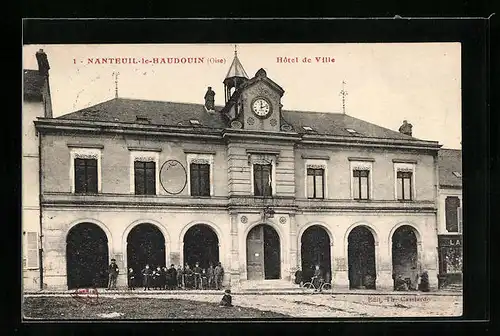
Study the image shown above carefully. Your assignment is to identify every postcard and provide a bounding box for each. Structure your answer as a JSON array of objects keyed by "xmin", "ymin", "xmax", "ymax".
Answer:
[{"xmin": 22, "ymin": 42, "xmax": 462, "ymax": 320}]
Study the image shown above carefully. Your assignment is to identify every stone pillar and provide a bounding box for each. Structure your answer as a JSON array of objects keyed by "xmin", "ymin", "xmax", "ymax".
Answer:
[
  {"xmin": 332, "ymin": 242, "xmax": 349, "ymax": 289},
  {"xmin": 420, "ymin": 241, "xmax": 439, "ymax": 290},
  {"xmin": 288, "ymin": 214, "xmax": 298, "ymax": 283},
  {"xmin": 113, "ymin": 252, "xmax": 127, "ymax": 288},
  {"xmin": 377, "ymin": 238, "xmax": 393, "ymax": 290},
  {"xmin": 229, "ymin": 213, "xmax": 240, "ymax": 290}
]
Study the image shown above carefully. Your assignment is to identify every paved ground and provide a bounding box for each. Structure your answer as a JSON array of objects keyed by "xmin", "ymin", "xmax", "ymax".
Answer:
[
  {"xmin": 23, "ymin": 296, "xmax": 289, "ymax": 320},
  {"xmin": 23, "ymin": 292, "xmax": 462, "ymax": 318}
]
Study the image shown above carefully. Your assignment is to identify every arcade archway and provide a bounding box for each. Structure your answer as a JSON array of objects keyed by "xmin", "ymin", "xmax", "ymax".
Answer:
[
  {"xmin": 66, "ymin": 222, "xmax": 109, "ymax": 289},
  {"xmin": 300, "ymin": 225, "xmax": 332, "ymax": 283},
  {"xmin": 127, "ymin": 223, "xmax": 166, "ymax": 274},
  {"xmin": 392, "ymin": 225, "xmax": 419, "ymax": 290},
  {"xmin": 183, "ymin": 224, "xmax": 219, "ymax": 269},
  {"xmin": 246, "ymin": 224, "xmax": 281, "ymax": 280},
  {"xmin": 347, "ymin": 226, "xmax": 376, "ymax": 289}
]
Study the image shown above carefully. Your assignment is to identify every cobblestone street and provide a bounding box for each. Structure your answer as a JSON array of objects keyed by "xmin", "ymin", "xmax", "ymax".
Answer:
[
  {"xmin": 157, "ymin": 293, "xmax": 463, "ymax": 318},
  {"xmin": 24, "ymin": 293, "xmax": 462, "ymax": 318}
]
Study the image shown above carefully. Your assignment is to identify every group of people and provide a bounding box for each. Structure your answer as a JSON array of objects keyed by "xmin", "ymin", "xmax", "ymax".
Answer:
[
  {"xmin": 393, "ymin": 271, "xmax": 430, "ymax": 292},
  {"xmin": 127, "ymin": 262, "xmax": 225, "ymax": 291},
  {"xmin": 294, "ymin": 265, "xmax": 326, "ymax": 290}
]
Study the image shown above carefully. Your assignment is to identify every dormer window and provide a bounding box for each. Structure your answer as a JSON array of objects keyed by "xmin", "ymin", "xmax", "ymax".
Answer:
[
  {"xmin": 452, "ymin": 172, "xmax": 462, "ymax": 178},
  {"xmin": 136, "ymin": 116, "xmax": 150, "ymax": 124},
  {"xmin": 189, "ymin": 119, "xmax": 200, "ymax": 125},
  {"xmin": 346, "ymin": 128, "xmax": 358, "ymax": 134},
  {"xmin": 302, "ymin": 126, "xmax": 313, "ymax": 131}
]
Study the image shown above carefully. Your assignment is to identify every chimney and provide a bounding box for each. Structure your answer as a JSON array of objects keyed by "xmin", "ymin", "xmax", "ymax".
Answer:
[
  {"xmin": 35, "ymin": 49, "xmax": 53, "ymax": 118},
  {"xmin": 398, "ymin": 120, "xmax": 413, "ymax": 137},
  {"xmin": 204, "ymin": 86, "xmax": 215, "ymax": 112},
  {"xmin": 36, "ymin": 49, "xmax": 50, "ymax": 77}
]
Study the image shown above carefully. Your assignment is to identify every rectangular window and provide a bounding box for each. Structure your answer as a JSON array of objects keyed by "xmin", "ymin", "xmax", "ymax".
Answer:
[
  {"xmin": 254, "ymin": 164, "xmax": 272, "ymax": 197},
  {"xmin": 134, "ymin": 161, "xmax": 156, "ymax": 195},
  {"xmin": 26, "ymin": 232, "xmax": 39, "ymax": 269},
  {"xmin": 353, "ymin": 169, "xmax": 370, "ymax": 200},
  {"xmin": 74, "ymin": 158, "xmax": 98, "ymax": 194},
  {"xmin": 397, "ymin": 171, "xmax": 413, "ymax": 200},
  {"xmin": 307, "ymin": 168, "xmax": 324, "ymax": 199},
  {"xmin": 445, "ymin": 196, "xmax": 461, "ymax": 232},
  {"xmin": 190, "ymin": 163, "xmax": 210, "ymax": 196}
]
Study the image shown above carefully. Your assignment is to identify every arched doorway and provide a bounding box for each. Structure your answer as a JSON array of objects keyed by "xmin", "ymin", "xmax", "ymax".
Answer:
[
  {"xmin": 183, "ymin": 224, "xmax": 219, "ymax": 269},
  {"xmin": 127, "ymin": 223, "xmax": 166, "ymax": 275},
  {"xmin": 246, "ymin": 224, "xmax": 280, "ymax": 280},
  {"xmin": 347, "ymin": 226, "xmax": 376, "ymax": 289},
  {"xmin": 301, "ymin": 225, "xmax": 332, "ymax": 284},
  {"xmin": 392, "ymin": 225, "xmax": 419, "ymax": 290},
  {"xmin": 66, "ymin": 223, "xmax": 109, "ymax": 289}
]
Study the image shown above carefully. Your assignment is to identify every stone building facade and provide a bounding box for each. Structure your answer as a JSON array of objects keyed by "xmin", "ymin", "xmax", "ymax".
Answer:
[
  {"xmin": 22, "ymin": 49, "xmax": 53, "ymax": 291},
  {"xmin": 30, "ymin": 52, "xmax": 443, "ymax": 291},
  {"xmin": 436, "ymin": 149, "xmax": 463, "ymax": 288}
]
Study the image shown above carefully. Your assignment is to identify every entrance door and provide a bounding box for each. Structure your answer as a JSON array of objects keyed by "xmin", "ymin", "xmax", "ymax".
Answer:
[
  {"xmin": 246, "ymin": 225, "xmax": 265, "ymax": 280},
  {"xmin": 246, "ymin": 224, "xmax": 281, "ymax": 280}
]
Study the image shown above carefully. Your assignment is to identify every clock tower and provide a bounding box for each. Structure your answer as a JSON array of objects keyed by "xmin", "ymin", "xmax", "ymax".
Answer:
[{"xmin": 222, "ymin": 54, "xmax": 285, "ymax": 133}]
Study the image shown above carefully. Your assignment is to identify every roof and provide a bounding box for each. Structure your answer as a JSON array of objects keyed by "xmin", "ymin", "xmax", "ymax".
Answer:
[
  {"xmin": 59, "ymin": 98, "xmax": 228, "ymax": 128},
  {"xmin": 282, "ymin": 109, "xmax": 415, "ymax": 140},
  {"xmin": 23, "ymin": 69, "xmax": 44, "ymax": 101},
  {"xmin": 58, "ymin": 97, "xmax": 421, "ymax": 141},
  {"xmin": 438, "ymin": 148, "xmax": 462, "ymax": 188},
  {"xmin": 225, "ymin": 53, "xmax": 249, "ymax": 79}
]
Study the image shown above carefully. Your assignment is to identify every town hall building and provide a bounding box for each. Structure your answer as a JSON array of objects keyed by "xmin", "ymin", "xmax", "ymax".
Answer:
[{"xmin": 26, "ymin": 50, "xmax": 445, "ymax": 291}]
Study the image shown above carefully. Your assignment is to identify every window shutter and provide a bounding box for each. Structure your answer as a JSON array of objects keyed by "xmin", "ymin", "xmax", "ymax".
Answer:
[
  {"xmin": 26, "ymin": 232, "xmax": 39, "ymax": 268},
  {"xmin": 457, "ymin": 207, "xmax": 463, "ymax": 232}
]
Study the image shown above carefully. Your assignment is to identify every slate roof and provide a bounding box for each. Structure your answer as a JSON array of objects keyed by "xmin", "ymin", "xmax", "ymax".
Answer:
[
  {"xmin": 23, "ymin": 69, "xmax": 44, "ymax": 101},
  {"xmin": 282, "ymin": 109, "xmax": 415, "ymax": 140},
  {"xmin": 225, "ymin": 53, "xmax": 249, "ymax": 79},
  {"xmin": 58, "ymin": 97, "xmax": 421, "ymax": 141},
  {"xmin": 438, "ymin": 148, "xmax": 462, "ymax": 188}
]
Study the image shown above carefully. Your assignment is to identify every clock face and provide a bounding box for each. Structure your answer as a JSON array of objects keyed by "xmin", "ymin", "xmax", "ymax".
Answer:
[{"xmin": 252, "ymin": 98, "xmax": 271, "ymax": 118}]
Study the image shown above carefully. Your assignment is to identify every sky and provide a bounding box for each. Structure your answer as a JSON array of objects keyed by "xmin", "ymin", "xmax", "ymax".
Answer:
[{"xmin": 22, "ymin": 43, "xmax": 462, "ymax": 149}]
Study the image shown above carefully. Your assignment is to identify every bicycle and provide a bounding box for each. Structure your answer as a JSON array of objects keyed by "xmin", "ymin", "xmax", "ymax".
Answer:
[{"xmin": 301, "ymin": 276, "xmax": 333, "ymax": 293}]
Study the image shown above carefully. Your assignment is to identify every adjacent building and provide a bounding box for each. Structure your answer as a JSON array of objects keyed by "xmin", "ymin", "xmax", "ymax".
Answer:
[
  {"xmin": 28, "ymin": 51, "xmax": 446, "ymax": 291},
  {"xmin": 22, "ymin": 49, "xmax": 53, "ymax": 290},
  {"xmin": 436, "ymin": 149, "xmax": 463, "ymax": 288}
]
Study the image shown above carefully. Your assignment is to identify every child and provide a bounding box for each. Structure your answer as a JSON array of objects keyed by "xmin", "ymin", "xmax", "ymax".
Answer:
[
  {"xmin": 207, "ymin": 263, "xmax": 215, "ymax": 289},
  {"xmin": 219, "ymin": 289, "xmax": 233, "ymax": 307},
  {"xmin": 176, "ymin": 265, "xmax": 183, "ymax": 289},
  {"xmin": 127, "ymin": 267, "xmax": 136, "ymax": 290},
  {"xmin": 200, "ymin": 269, "xmax": 208, "ymax": 290},
  {"xmin": 142, "ymin": 264, "xmax": 152, "ymax": 291}
]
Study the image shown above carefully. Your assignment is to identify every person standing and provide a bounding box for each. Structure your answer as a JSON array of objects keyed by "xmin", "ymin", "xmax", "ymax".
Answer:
[
  {"xmin": 176, "ymin": 265, "xmax": 183, "ymax": 289},
  {"xmin": 152, "ymin": 266, "xmax": 162, "ymax": 290},
  {"xmin": 193, "ymin": 262, "xmax": 202, "ymax": 290},
  {"xmin": 107, "ymin": 258, "xmax": 119, "ymax": 290},
  {"xmin": 183, "ymin": 264, "xmax": 194, "ymax": 289},
  {"xmin": 161, "ymin": 266, "xmax": 168, "ymax": 290},
  {"xmin": 294, "ymin": 267, "xmax": 303, "ymax": 287},
  {"xmin": 207, "ymin": 263, "xmax": 215, "ymax": 289},
  {"xmin": 166, "ymin": 264, "xmax": 177, "ymax": 290},
  {"xmin": 142, "ymin": 264, "xmax": 152, "ymax": 291},
  {"xmin": 214, "ymin": 262, "xmax": 224, "ymax": 290},
  {"xmin": 127, "ymin": 267, "xmax": 136, "ymax": 290}
]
